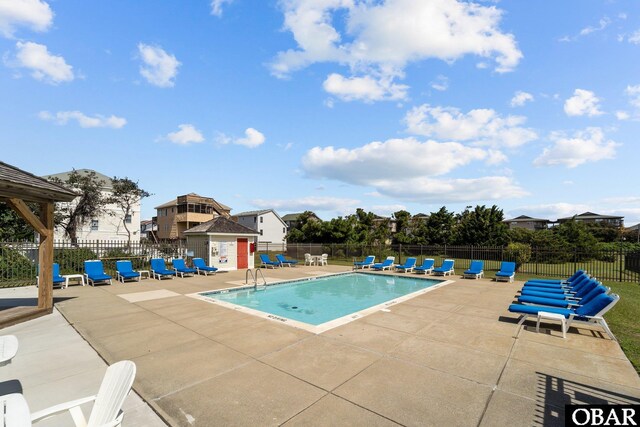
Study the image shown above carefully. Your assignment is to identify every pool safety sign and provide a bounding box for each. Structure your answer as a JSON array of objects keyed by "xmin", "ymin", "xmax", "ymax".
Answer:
[{"xmin": 566, "ymin": 405, "xmax": 639, "ymax": 426}]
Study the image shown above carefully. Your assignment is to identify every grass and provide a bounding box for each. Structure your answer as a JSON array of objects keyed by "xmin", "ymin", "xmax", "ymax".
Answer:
[{"xmin": 602, "ymin": 281, "xmax": 640, "ymax": 373}]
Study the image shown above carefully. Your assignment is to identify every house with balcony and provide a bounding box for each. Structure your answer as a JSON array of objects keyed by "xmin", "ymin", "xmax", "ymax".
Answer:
[
  {"xmin": 154, "ymin": 193, "xmax": 231, "ymax": 240},
  {"xmin": 232, "ymin": 209, "xmax": 287, "ymax": 245},
  {"xmin": 556, "ymin": 212, "xmax": 624, "ymax": 227},
  {"xmin": 504, "ymin": 215, "xmax": 550, "ymax": 231},
  {"xmin": 43, "ymin": 169, "xmax": 141, "ymax": 242}
]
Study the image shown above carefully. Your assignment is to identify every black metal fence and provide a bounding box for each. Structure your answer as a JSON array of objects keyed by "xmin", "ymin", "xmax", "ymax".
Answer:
[
  {"xmin": 2, "ymin": 240, "xmax": 639, "ymax": 286},
  {"xmin": 262, "ymin": 242, "xmax": 640, "ymax": 283}
]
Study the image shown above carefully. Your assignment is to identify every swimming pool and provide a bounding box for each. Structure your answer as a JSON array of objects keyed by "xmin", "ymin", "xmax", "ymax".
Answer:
[{"xmin": 196, "ymin": 272, "xmax": 450, "ymax": 333}]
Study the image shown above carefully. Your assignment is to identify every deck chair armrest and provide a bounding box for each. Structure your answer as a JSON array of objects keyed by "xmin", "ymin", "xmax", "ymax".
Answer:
[{"xmin": 31, "ymin": 395, "xmax": 96, "ymax": 423}]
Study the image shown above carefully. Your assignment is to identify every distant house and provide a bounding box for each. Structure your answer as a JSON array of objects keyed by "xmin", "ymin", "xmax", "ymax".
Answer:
[
  {"xmin": 140, "ymin": 219, "xmax": 158, "ymax": 242},
  {"xmin": 504, "ymin": 215, "xmax": 550, "ymax": 231},
  {"xmin": 43, "ymin": 169, "xmax": 141, "ymax": 242},
  {"xmin": 372, "ymin": 215, "xmax": 397, "ymax": 233},
  {"xmin": 412, "ymin": 213, "xmax": 430, "ymax": 223},
  {"xmin": 557, "ymin": 212, "xmax": 624, "ymax": 227},
  {"xmin": 155, "ymin": 193, "xmax": 232, "ymax": 240},
  {"xmin": 281, "ymin": 212, "xmax": 321, "ymax": 229},
  {"xmin": 232, "ymin": 209, "xmax": 287, "ymax": 244},
  {"xmin": 627, "ymin": 223, "xmax": 640, "ymax": 231}
]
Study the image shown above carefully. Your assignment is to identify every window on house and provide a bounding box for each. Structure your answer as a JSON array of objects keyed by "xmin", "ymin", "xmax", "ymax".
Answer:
[
  {"xmin": 283, "ymin": 227, "xmax": 285, "ymax": 233},
  {"xmin": 260, "ymin": 217, "xmax": 263, "ymax": 223},
  {"xmin": 260, "ymin": 229, "xmax": 263, "ymax": 236},
  {"xmin": 125, "ymin": 214, "xmax": 132, "ymax": 224},
  {"xmin": 253, "ymin": 217, "xmax": 256, "ymax": 223},
  {"xmin": 90, "ymin": 220, "xmax": 99, "ymax": 231}
]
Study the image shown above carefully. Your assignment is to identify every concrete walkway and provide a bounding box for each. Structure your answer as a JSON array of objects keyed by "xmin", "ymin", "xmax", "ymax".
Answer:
[
  {"xmin": 0, "ymin": 286, "xmax": 167, "ymax": 426},
  {"xmin": 4, "ymin": 266, "xmax": 640, "ymax": 426}
]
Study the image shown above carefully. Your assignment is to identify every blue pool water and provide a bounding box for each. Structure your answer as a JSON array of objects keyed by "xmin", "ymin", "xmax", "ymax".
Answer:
[{"xmin": 200, "ymin": 273, "xmax": 441, "ymax": 326}]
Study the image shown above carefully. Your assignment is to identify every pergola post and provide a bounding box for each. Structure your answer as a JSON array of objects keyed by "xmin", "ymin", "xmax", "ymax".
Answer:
[{"xmin": 38, "ymin": 202, "xmax": 54, "ymax": 309}]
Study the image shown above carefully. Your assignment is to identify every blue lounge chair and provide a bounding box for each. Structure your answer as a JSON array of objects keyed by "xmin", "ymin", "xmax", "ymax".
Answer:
[
  {"xmin": 523, "ymin": 272, "xmax": 590, "ymax": 290},
  {"xmin": 115, "ymin": 260, "xmax": 141, "ymax": 283},
  {"xmin": 193, "ymin": 258, "xmax": 218, "ymax": 275},
  {"xmin": 508, "ymin": 293, "xmax": 619, "ymax": 340},
  {"xmin": 276, "ymin": 254, "xmax": 298, "ymax": 267},
  {"xmin": 495, "ymin": 261, "xmax": 516, "ymax": 282},
  {"xmin": 259, "ymin": 254, "xmax": 280, "ymax": 269},
  {"xmin": 83, "ymin": 260, "xmax": 112, "ymax": 286},
  {"xmin": 395, "ymin": 257, "xmax": 417, "ymax": 273},
  {"xmin": 372, "ymin": 257, "xmax": 395, "ymax": 271},
  {"xmin": 414, "ymin": 258, "xmax": 435, "ymax": 275},
  {"xmin": 37, "ymin": 263, "xmax": 67, "ymax": 288},
  {"xmin": 150, "ymin": 258, "xmax": 175, "ymax": 280},
  {"xmin": 520, "ymin": 277, "xmax": 596, "ymax": 298},
  {"xmin": 517, "ymin": 284, "xmax": 608, "ymax": 308},
  {"xmin": 433, "ymin": 259, "xmax": 455, "ymax": 276},
  {"xmin": 463, "ymin": 260, "xmax": 484, "ymax": 279},
  {"xmin": 354, "ymin": 256, "xmax": 375, "ymax": 269},
  {"xmin": 172, "ymin": 259, "xmax": 197, "ymax": 278},
  {"xmin": 524, "ymin": 269, "xmax": 586, "ymax": 285}
]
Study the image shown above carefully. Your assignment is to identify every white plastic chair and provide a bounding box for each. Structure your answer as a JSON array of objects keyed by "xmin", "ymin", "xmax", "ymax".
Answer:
[
  {"xmin": 304, "ymin": 253, "xmax": 314, "ymax": 266},
  {"xmin": 31, "ymin": 360, "xmax": 136, "ymax": 427},
  {"xmin": 319, "ymin": 254, "xmax": 328, "ymax": 266},
  {"xmin": 0, "ymin": 335, "xmax": 19, "ymax": 367}
]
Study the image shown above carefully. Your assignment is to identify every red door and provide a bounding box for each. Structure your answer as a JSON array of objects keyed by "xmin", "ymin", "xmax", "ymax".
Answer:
[{"xmin": 237, "ymin": 238, "xmax": 248, "ymax": 269}]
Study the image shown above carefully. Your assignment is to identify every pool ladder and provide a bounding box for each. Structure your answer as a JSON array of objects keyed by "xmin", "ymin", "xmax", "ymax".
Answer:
[{"xmin": 246, "ymin": 269, "xmax": 267, "ymax": 291}]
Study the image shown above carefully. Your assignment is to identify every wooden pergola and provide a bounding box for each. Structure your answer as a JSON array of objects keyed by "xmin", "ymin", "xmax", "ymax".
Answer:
[{"xmin": 0, "ymin": 161, "xmax": 76, "ymax": 327}]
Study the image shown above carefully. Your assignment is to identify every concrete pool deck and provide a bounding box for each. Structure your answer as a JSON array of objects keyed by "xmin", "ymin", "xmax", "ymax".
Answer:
[{"xmin": 3, "ymin": 264, "xmax": 640, "ymax": 426}]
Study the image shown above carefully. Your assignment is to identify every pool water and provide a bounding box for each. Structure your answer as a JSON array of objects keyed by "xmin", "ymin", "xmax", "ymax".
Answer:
[{"xmin": 199, "ymin": 272, "xmax": 442, "ymax": 328}]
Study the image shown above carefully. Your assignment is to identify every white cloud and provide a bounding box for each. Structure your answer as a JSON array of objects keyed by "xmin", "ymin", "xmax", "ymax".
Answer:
[
  {"xmin": 510, "ymin": 91, "xmax": 534, "ymax": 107},
  {"xmin": 217, "ymin": 128, "xmax": 265, "ymax": 148},
  {"xmin": 564, "ymin": 89, "xmax": 603, "ymax": 117},
  {"xmin": 0, "ymin": 0, "xmax": 53, "ymax": 38},
  {"xmin": 486, "ymin": 149, "xmax": 508, "ymax": 165},
  {"xmin": 616, "ymin": 111, "xmax": 630, "ymax": 121},
  {"xmin": 211, "ymin": 0, "xmax": 233, "ymax": 16},
  {"xmin": 137, "ymin": 43, "xmax": 180, "ymax": 88},
  {"xmin": 533, "ymin": 127, "xmax": 619, "ymax": 168},
  {"xmin": 404, "ymin": 104, "xmax": 537, "ymax": 148},
  {"xmin": 511, "ymin": 203, "xmax": 591, "ymax": 221},
  {"xmin": 626, "ymin": 30, "xmax": 640, "ymax": 44},
  {"xmin": 271, "ymin": 0, "xmax": 521, "ymax": 102},
  {"xmin": 10, "ymin": 41, "xmax": 74, "ymax": 84},
  {"xmin": 430, "ymin": 75, "xmax": 449, "ymax": 91},
  {"xmin": 323, "ymin": 73, "xmax": 408, "ymax": 102},
  {"xmin": 38, "ymin": 110, "xmax": 126, "ymax": 128},
  {"xmin": 560, "ymin": 16, "xmax": 611, "ymax": 42},
  {"xmin": 164, "ymin": 124, "xmax": 204, "ymax": 145},
  {"xmin": 625, "ymin": 85, "xmax": 640, "ymax": 110},
  {"xmin": 302, "ymin": 137, "xmax": 526, "ymax": 202},
  {"xmin": 252, "ymin": 196, "xmax": 360, "ymax": 215}
]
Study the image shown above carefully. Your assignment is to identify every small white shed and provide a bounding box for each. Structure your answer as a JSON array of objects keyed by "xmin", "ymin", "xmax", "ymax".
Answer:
[{"xmin": 184, "ymin": 217, "xmax": 259, "ymax": 271}]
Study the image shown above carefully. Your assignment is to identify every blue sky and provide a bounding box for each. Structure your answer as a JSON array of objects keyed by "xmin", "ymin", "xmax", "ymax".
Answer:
[{"xmin": 1, "ymin": 0, "xmax": 640, "ymax": 226}]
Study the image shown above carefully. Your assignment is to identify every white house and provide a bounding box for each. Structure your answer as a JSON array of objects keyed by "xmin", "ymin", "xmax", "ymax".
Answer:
[
  {"xmin": 232, "ymin": 209, "xmax": 287, "ymax": 245},
  {"xmin": 43, "ymin": 169, "xmax": 142, "ymax": 242}
]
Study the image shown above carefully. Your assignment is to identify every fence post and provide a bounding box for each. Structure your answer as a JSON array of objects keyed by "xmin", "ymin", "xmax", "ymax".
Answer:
[{"xmin": 619, "ymin": 244, "xmax": 624, "ymax": 282}]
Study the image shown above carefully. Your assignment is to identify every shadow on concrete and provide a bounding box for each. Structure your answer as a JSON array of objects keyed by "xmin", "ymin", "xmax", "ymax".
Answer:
[{"xmin": 535, "ymin": 372, "xmax": 640, "ymax": 426}]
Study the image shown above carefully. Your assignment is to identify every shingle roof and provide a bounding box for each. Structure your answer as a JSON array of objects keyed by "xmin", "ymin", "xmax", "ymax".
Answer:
[
  {"xmin": 0, "ymin": 161, "xmax": 76, "ymax": 203},
  {"xmin": 557, "ymin": 212, "xmax": 623, "ymax": 221},
  {"xmin": 234, "ymin": 209, "xmax": 272, "ymax": 217},
  {"xmin": 184, "ymin": 216, "xmax": 259, "ymax": 235},
  {"xmin": 505, "ymin": 215, "xmax": 550, "ymax": 222},
  {"xmin": 43, "ymin": 169, "xmax": 113, "ymax": 190},
  {"xmin": 281, "ymin": 213, "xmax": 302, "ymax": 221}
]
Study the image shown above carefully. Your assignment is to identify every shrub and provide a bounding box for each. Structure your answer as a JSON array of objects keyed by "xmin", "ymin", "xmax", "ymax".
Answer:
[
  {"xmin": 504, "ymin": 242, "xmax": 531, "ymax": 271},
  {"xmin": 0, "ymin": 246, "xmax": 35, "ymax": 285},
  {"xmin": 54, "ymin": 248, "xmax": 97, "ymax": 274}
]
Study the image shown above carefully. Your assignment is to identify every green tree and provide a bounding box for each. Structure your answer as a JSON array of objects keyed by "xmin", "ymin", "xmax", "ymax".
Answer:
[
  {"xmin": 455, "ymin": 205, "xmax": 507, "ymax": 245},
  {"xmin": 108, "ymin": 177, "xmax": 151, "ymax": 244},
  {"xmin": 49, "ymin": 170, "xmax": 108, "ymax": 244},
  {"xmin": 392, "ymin": 210, "xmax": 413, "ymax": 244},
  {"xmin": 0, "ymin": 202, "xmax": 34, "ymax": 241},
  {"xmin": 423, "ymin": 207, "xmax": 456, "ymax": 245}
]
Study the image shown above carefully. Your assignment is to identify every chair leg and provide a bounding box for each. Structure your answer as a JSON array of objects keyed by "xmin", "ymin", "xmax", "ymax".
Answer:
[{"xmin": 598, "ymin": 318, "xmax": 617, "ymax": 341}]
